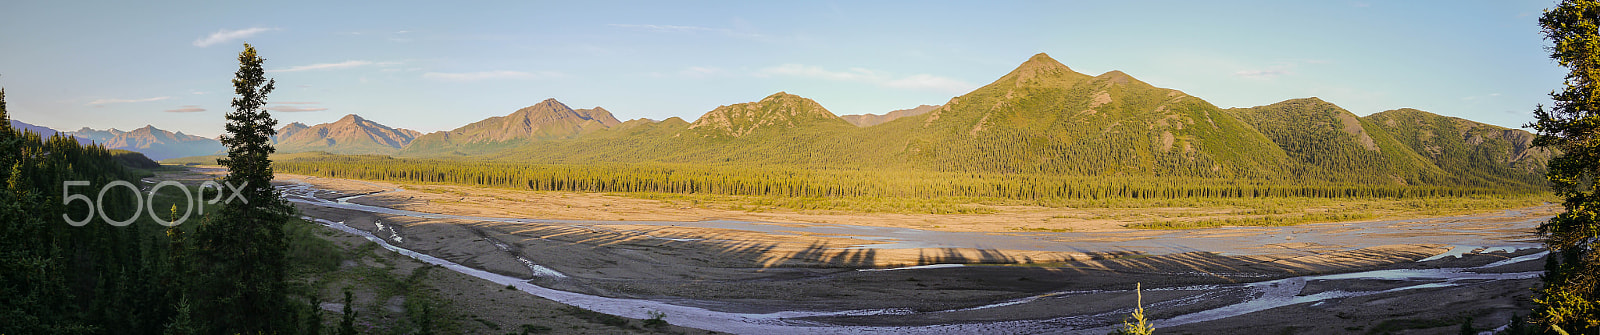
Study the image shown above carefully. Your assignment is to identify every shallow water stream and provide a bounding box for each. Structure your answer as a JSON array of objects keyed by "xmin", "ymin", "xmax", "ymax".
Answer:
[{"xmin": 280, "ymin": 178, "xmax": 1549, "ymax": 334}]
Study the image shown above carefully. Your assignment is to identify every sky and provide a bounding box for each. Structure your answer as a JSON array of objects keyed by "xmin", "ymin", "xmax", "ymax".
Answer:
[{"xmin": 0, "ymin": 1, "xmax": 1566, "ymax": 138}]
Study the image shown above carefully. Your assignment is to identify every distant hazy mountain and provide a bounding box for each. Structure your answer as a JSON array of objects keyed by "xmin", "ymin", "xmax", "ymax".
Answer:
[
  {"xmin": 274, "ymin": 114, "xmax": 420, "ymax": 155},
  {"xmin": 402, "ymin": 98, "xmax": 619, "ymax": 156},
  {"xmin": 277, "ymin": 122, "xmax": 309, "ymax": 140},
  {"xmin": 99, "ymin": 125, "xmax": 224, "ymax": 161},
  {"xmin": 9, "ymin": 119, "xmax": 63, "ymax": 137},
  {"xmin": 67, "ymin": 127, "xmax": 125, "ymax": 144},
  {"xmin": 840, "ymin": 104, "xmax": 939, "ymax": 127}
]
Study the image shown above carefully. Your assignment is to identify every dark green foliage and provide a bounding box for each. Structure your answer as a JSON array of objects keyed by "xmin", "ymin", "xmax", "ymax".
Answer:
[
  {"xmin": 0, "ymin": 70, "xmax": 321, "ymax": 334},
  {"xmin": 1528, "ymin": 1, "xmax": 1600, "ymax": 333},
  {"xmin": 193, "ymin": 43, "xmax": 297, "ymax": 333},
  {"xmin": 340, "ymin": 290, "xmax": 357, "ymax": 335},
  {"xmin": 305, "ymin": 293, "xmax": 324, "ymax": 335},
  {"xmin": 644, "ymin": 310, "xmax": 668, "ymax": 329},
  {"xmin": 1504, "ymin": 314, "xmax": 1534, "ymax": 335},
  {"xmin": 277, "ymin": 155, "xmax": 1531, "ymax": 205},
  {"xmin": 519, "ymin": 323, "xmax": 552, "ymax": 334},
  {"xmin": 109, "ymin": 149, "xmax": 161, "ymax": 170},
  {"xmin": 163, "ymin": 296, "xmax": 196, "ymax": 335},
  {"xmin": 0, "ymin": 86, "xmax": 184, "ymax": 334},
  {"xmin": 563, "ymin": 306, "xmax": 631, "ymax": 329}
]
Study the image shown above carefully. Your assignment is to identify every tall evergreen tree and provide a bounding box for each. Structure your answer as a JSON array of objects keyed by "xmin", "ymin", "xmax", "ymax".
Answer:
[
  {"xmin": 1528, "ymin": 0, "xmax": 1600, "ymax": 333},
  {"xmin": 195, "ymin": 42, "xmax": 296, "ymax": 333}
]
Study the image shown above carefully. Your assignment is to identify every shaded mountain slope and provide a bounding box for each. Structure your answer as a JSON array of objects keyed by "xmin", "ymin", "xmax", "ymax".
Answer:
[
  {"xmin": 1226, "ymin": 98, "xmax": 1449, "ymax": 185},
  {"xmin": 1365, "ymin": 108, "xmax": 1550, "ymax": 187}
]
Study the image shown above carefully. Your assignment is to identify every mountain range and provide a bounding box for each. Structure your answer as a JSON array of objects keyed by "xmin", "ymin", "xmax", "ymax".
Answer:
[
  {"xmin": 92, "ymin": 125, "xmax": 225, "ymax": 161},
  {"xmin": 6, "ymin": 121, "xmax": 224, "ymax": 161},
  {"xmin": 273, "ymin": 114, "xmax": 421, "ymax": 155},
  {"xmin": 134, "ymin": 53, "xmax": 1551, "ymax": 188},
  {"xmin": 9, "ymin": 119, "xmax": 64, "ymax": 137},
  {"xmin": 840, "ymin": 105, "xmax": 938, "ymax": 127},
  {"xmin": 399, "ymin": 99, "xmax": 618, "ymax": 156}
]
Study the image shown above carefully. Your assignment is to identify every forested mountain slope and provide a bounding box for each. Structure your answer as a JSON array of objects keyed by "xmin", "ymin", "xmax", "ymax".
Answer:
[
  {"xmin": 371, "ymin": 53, "xmax": 1544, "ymax": 189},
  {"xmin": 1226, "ymin": 98, "xmax": 1449, "ymax": 185},
  {"xmin": 896, "ymin": 53, "xmax": 1293, "ymax": 177},
  {"xmin": 1365, "ymin": 108, "xmax": 1550, "ymax": 188}
]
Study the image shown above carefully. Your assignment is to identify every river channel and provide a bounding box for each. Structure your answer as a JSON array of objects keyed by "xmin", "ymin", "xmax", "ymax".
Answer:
[{"xmin": 278, "ymin": 178, "xmax": 1549, "ymax": 334}]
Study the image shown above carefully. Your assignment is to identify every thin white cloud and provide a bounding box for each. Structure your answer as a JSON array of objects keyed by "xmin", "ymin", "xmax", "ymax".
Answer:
[
  {"xmin": 269, "ymin": 60, "xmax": 373, "ymax": 73},
  {"xmin": 1234, "ymin": 69, "xmax": 1291, "ymax": 79},
  {"xmin": 679, "ymin": 66, "xmax": 725, "ymax": 78},
  {"xmin": 757, "ymin": 64, "xmax": 976, "ymax": 95},
  {"xmin": 88, "ymin": 96, "xmax": 171, "ymax": 105},
  {"xmin": 422, "ymin": 70, "xmax": 558, "ymax": 81},
  {"xmin": 884, "ymin": 74, "xmax": 978, "ymax": 94},
  {"xmin": 608, "ymin": 24, "xmax": 761, "ymax": 38},
  {"xmin": 761, "ymin": 64, "xmax": 881, "ymax": 81},
  {"xmin": 267, "ymin": 101, "xmax": 324, "ymax": 112},
  {"xmin": 609, "ymin": 24, "xmax": 717, "ymax": 33},
  {"xmin": 193, "ymin": 27, "xmax": 278, "ymax": 47},
  {"xmin": 164, "ymin": 105, "xmax": 206, "ymax": 113},
  {"xmin": 268, "ymin": 106, "xmax": 328, "ymax": 112}
]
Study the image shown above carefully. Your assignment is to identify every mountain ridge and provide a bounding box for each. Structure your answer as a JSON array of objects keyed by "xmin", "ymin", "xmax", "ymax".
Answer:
[
  {"xmin": 274, "ymin": 114, "xmax": 421, "ymax": 155},
  {"xmin": 401, "ymin": 98, "xmax": 620, "ymax": 156},
  {"xmin": 841, "ymin": 105, "xmax": 939, "ymax": 127},
  {"xmin": 100, "ymin": 125, "xmax": 224, "ymax": 161}
]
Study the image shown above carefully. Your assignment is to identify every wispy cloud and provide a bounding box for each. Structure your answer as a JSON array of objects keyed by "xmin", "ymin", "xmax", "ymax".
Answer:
[
  {"xmin": 268, "ymin": 106, "xmax": 328, "ymax": 112},
  {"xmin": 609, "ymin": 24, "xmax": 717, "ymax": 33},
  {"xmin": 608, "ymin": 24, "xmax": 761, "ymax": 38},
  {"xmin": 760, "ymin": 64, "xmax": 881, "ymax": 81},
  {"xmin": 88, "ymin": 96, "xmax": 171, "ymax": 105},
  {"xmin": 269, "ymin": 60, "xmax": 373, "ymax": 73},
  {"xmin": 422, "ymin": 70, "xmax": 559, "ymax": 81},
  {"xmin": 193, "ymin": 27, "xmax": 278, "ymax": 47},
  {"xmin": 757, "ymin": 64, "xmax": 976, "ymax": 95},
  {"xmin": 267, "ymin": 101, "xmax": 326, "ymax": 112},
  {"xmin": 164, "ymin": 105, "xmax": 206, "ymax": 113},
  {"xmin": 1233, "ymin": 59, "xmax": 1327, "ymax": 80},
  {"xmin": 679, "ymin": 66, "xmax": 725, "ymax": 78},
  {"xmin": 1234, "ymin": 68, "xmax": 1292, "ymax": 79},
  {"xmin": 884, "ymin": 74, "xmax": 978, "ymax": 94}
]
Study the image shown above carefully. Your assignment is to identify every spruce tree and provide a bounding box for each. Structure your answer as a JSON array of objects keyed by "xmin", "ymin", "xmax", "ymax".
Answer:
[
  {"xmin": 195, "ymin": 42, "xmax": 295, "ymax": 333},
  {"xmin": 1528, "ymin": 0, "xmax": 1600, "ymax": 332}
]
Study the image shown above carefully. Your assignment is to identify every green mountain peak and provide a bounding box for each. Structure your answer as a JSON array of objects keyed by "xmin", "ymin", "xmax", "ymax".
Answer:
[
  {"xmin": 994, "ymin": 53, "xmax": 1088, "ymax": 86},
  {"xmin": 687, "ymin": 92, "xmax": 848, "ymax": 137}
]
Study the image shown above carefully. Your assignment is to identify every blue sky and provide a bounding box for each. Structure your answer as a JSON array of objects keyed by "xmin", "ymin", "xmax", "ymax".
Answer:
[{"xmin": 0, "ymin": 1, "xmax": 1563, "ymax": 138}]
